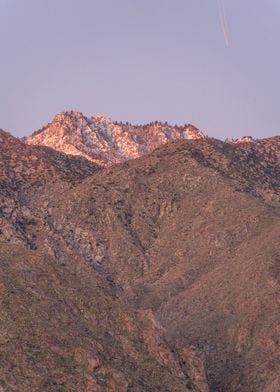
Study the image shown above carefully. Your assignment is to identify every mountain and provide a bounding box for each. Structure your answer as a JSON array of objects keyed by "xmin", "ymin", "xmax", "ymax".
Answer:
[
  {"xmin": 0, "ymin": 129, "xmax": 209, "ymax": 392},
  {"xmin": 26, "ymin": 111, "xmax": 280, "ymax": 207},
  {"xmin": 24, "ymin": 111, "xmax": 205, "ymax": 165},
  {"xmin": 36, "ymin": 136, "xmax": 278, "ymax": 392},
  {"xmin": 1, "ymin": 117, "xmax": 279, "ymax": 391}
]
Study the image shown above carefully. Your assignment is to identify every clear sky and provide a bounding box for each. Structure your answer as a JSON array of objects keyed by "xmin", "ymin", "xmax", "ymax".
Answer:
[{"xmin": 1, "ymin": 0, "xmax": 279, "ymax": 139}]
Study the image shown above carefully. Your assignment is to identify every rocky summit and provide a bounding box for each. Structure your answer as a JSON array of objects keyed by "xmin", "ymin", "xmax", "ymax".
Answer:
[
  {"xmin": 24, "ymin": 111, "xmax": 205, "ymax": 165},
  {"xmin": 0, "ymin": 115, "xmax": 279, "ymax": 392}
]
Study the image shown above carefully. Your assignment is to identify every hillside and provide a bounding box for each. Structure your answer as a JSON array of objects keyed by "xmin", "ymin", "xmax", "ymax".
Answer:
[
  {"xmin": 0, "ymin": 129, "xmax": 209, "ymax": 391},
  {"xmin": 0, "ymin": 123, "xmax": 279, "ymax": 391},
  {"xmin": 38, "ymin": 138, "xmax": 279, "ymax": 391}
]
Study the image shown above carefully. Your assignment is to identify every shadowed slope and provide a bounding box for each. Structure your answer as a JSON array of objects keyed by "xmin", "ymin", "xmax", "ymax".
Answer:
[
  {"xmin": 1, "ymin": 128, "xmax": 279, "ymax": 391},
  {"xmin": 41, "ymin": 138, "xmax": 279, "ymax": 391},
  {"xmin": 0, "ymin": 130, "xmax": 209, "ymax": 391},
  {"xmin": 0, "ymin": 242, "xmax": 209, "ymax": 392}
]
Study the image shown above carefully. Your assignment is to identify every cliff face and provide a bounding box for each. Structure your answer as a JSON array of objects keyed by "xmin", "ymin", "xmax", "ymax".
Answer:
[{"xmin": 24, "ymin": 111, "xmax": 205, "ymax": 165}]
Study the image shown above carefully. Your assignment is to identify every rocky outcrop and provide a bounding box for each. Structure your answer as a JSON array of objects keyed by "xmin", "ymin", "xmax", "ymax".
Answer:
[
  {"xmin": 226, "ymin": 136, "xmax": 254, "ymax": 144},
  {"xmin": 24, "ymin": 111, "xmax": 205, "ymax": 165}
]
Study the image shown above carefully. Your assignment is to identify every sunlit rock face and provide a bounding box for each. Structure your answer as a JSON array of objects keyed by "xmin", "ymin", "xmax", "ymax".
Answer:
[
  {"xmin": 226, "ymin": 136, "xmax": 254, "ymax": 144},
  {"xmin": 24, "ymin": 111, "xmax": 205, "ymax": 165}
]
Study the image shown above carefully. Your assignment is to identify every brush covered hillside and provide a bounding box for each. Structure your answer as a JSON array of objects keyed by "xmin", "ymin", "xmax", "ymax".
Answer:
[
  {"xmin": 0, "ymin": 129, "xmax": 209, "ymax": 392},
  {"xmin": 0, "ymin": 119, "xmax": 279, "ymax": 391}
]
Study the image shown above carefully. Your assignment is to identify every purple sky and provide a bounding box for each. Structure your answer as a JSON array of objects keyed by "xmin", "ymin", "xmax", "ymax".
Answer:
[{"xmin": 1, "ymin": 0, "xmax": 280, "ymax": 139}]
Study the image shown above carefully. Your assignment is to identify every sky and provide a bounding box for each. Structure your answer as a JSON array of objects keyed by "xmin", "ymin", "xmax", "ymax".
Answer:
[{"xmin": 0, "ymin": 0, "xmax": 280, "ymax": 139}]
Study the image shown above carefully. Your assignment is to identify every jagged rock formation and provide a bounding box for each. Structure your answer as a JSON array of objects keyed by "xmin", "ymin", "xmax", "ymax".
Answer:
[
  {"xmin": 226, "ymin": 136, "xmax": 254, "ymax": 144},
  {"xmin": 1, "ymin": 121, "xmax": 279, "ymax": 391},
  {"xmin": 24, "ymin": 111, "xmax": 205, "ymax": 165}
]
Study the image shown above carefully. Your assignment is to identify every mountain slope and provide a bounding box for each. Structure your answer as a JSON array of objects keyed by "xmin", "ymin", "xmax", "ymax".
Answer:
[
  {"xmin": 0, "ymin": 130, "xmax": 209, "ymax": 392},
  {"xmin": 24, "ymin": 111, "xmax": 205, "ymax": 165},
  {"xmin": 24, "ymin": 112, "xmax": 279, "ymax": 205},
  {"xmin": 1, "ymin": 125, "xmax": 279, "ymax": 391},
  {"xmin": 0, "ymin": 129, "xmax": 99, "ymax": 247},
  {"xmin": 38, "ymin": 138, "xmax": 279, "ymax": 392},
  {"xmin": 0, "ymin": 241, "xmax": 210, "ymax": 392}
]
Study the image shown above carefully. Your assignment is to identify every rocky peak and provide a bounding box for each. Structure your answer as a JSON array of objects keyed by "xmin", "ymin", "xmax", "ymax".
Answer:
[
  {"xmin": 226, "ymin": 136, "xmax": 255, "ymax": 144},
  {"xmin": 92, "ymin": 114, "xmax": 113, "ymax": 124},
  {"xmin": 24, "ymin": 111, "xmax": 206, "ymax": 165},
  {"xmin": 184, "ymin": 125, "xmax": 205, "ymax": 140}
]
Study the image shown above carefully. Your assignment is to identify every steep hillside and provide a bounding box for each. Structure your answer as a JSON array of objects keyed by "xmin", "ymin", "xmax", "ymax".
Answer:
[
  {"xmin": 0, "ymin": 130, "xmax": 209, "ymax": 392},
  {"xmin": 0, "ymin": 129, "xmax": 99, "ymax": 247},
  {"xmin": 1, "ymin": 126, "xmax": 279, "ymax": 391},
  {"xmin": 0, "ymin": 241, "xmax": 211, "ymax": 392},
  {"xmin": 37, "ymin": 138, "xmax": 279, "ymax": 392},
  {"xmin": 176, "ymin": 137, "xmax": 279, "ymax": 206}
]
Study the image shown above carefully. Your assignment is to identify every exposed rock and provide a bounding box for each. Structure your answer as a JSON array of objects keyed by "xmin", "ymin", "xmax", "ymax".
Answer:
[
  {"xmin": 24, "ymin": 111, "xmax": 206, "ymax": 165},
  {"xmin": 226, "ymin": 136, "xmax": 254, "ymax": 144}
]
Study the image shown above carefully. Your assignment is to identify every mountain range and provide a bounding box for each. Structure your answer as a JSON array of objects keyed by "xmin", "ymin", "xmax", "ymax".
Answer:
[
  {"xmin": 0, "ymin": 112, "xmax": 279, "ymax": 391},
  {"xmin": 24, "ymin": 111, "xmax": 207, "ymax": 165}
]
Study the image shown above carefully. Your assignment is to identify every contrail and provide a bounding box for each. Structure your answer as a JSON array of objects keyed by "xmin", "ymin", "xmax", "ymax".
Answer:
[{"xmin": 217, "ymin": 0, "xmax": 230, "ymax": 47}]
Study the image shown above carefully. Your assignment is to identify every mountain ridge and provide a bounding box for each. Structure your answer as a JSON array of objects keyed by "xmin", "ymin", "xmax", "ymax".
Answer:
[
  {"xmin": 23, "ymin": 111, "xmax": 207, "ymax": 165},
  {"xmin": 0, "ymin": 119, "xmax": 279, "ymax": 391},
  {"xmin": 23, "ymin": 111, "xmax": 277, "ymax": 169}
]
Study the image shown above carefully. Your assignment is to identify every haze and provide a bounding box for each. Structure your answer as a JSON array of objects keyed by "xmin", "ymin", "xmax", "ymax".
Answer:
[{"xmin": 1, "ymin": 0, "xmax": 279, "ymax": 139}]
